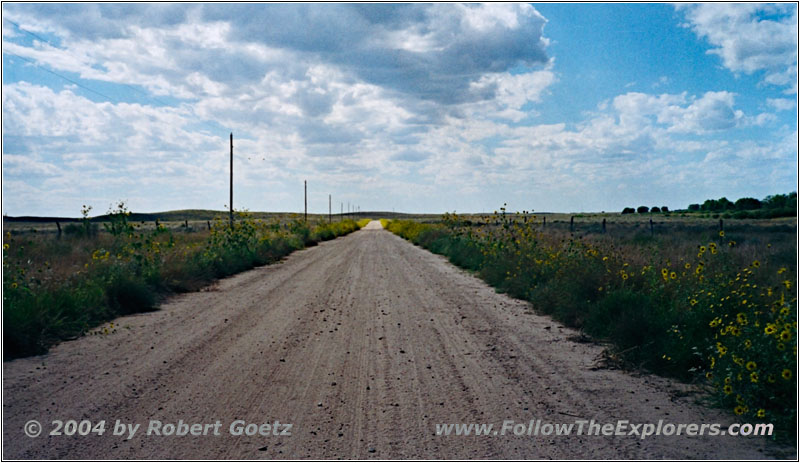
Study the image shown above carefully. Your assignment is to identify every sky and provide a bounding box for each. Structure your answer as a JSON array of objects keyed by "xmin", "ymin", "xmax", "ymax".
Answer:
[{"xmin": 1, "ymin": 3, "xmax": 797, "ymax": 216}]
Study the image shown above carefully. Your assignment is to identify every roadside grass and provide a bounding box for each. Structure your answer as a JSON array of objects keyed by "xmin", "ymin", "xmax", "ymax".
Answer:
[
  {"xmin": 386, "ymin": 212, "xmax": 797, "ymax": 441},
  {"xmin": 3, "ymin": 206, "xmax": 364, "ymax": 359}
]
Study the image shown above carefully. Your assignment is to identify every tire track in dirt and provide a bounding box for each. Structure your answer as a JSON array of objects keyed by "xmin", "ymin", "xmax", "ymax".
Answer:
[{"xmin": 2, "ymin": 221, "xmax": 792, "ymax": 459}]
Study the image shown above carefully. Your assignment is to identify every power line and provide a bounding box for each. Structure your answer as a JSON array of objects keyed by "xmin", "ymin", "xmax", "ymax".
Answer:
[
  {"xmin": 4, "ymin": 18, "xmax": 173, "ymax": 107},
  {"xmin": 4, "ymin": 17, "xmax": 232, "ymax": 156},
  {"xmin": 5, "ymin": 52, "xmax": 118, "ymax": 102},
  {"xmin": 4, "ymin": 18, "xmax": 53, "ymax": 48}
]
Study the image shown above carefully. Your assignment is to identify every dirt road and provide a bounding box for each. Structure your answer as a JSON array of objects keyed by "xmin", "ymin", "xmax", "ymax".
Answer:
[{"xmin": 2, "ymin": 221, "xmax": 790, "ymax": 459}]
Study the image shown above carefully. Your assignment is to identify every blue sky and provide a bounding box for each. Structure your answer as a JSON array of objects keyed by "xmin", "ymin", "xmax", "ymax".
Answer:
[{"xmin": 2, "ymin": 3, "xmax": 797, "ymax": 216}]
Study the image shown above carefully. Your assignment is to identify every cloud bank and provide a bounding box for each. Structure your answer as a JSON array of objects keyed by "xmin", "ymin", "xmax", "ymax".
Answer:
[{"xmin": 1, "ymin": 3, "xmax": 796, "ymax": 216}]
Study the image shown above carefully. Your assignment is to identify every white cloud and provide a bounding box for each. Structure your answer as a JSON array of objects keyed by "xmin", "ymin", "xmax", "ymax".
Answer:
[
  {"xmin": 651, "ymin": 76, "xmax": 669, "ymax": 89},
  {"xmin": 767, "ymin": 97, "xmax": 796, "ymax": 111},
  {"xmin": 454, "ymin": 87, "xmax": 786, "ymax": 196},
  {"xmin": 2, "ymin": 154, "xmax": 61, "ymax": 176},
  {"xmin": 611, "ymin": 91, "xmax": 744, "ymax": 134},
  {"xmin": 664, "ymin": 91, "xmax": 744, "ymax": 133},
  {"xmin": 468, "ymin": 68, "xmax": 557, "ymax": 121},
  {"xmin": 3, "ymin": 3, "xmax": 551, "ymax": 108},
  {"xmin": 612, "ymin": 92, "xmax": 687, "ymax": 129},
  {"xmin": 679, "ymin": 3, "xmax": 798, "ymax": 93}
]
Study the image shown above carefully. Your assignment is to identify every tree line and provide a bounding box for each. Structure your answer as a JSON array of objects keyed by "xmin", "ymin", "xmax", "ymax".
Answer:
[
  {"xmin": 621, "ymin": 206, "xmax": 669, "ymax": 214},
  {"xmin": 620, "ymin": 192, "xmax": 797, "ymax": 218},
  {"xmin": 687, "ymin": 192, "xmax": 796, "ymax": 218}
]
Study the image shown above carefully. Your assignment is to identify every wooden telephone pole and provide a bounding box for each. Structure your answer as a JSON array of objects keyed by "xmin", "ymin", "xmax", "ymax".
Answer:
[
  {"xmin": 304, "ymin": 180, "xmax": 307, "ymax": 222},
  {"xmin": 229, "ymin": 133, "xmax": 233, "ymax": 229}
]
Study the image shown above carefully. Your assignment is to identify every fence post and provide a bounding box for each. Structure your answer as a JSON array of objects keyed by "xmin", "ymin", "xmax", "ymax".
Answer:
[
  {"xmin": 184, "ymin": 219, "xmax": 188, "ymax": 228},
  {"xmin": 543, "ymin": 216, "xmax": 546, "ymax": 228},
  {"xmin": 207, "ymin": 220, "xmax": 211, "ymax": 230},
  {"xmin": 570, "ymin": 216, "xmax": 574, "ymax": 232},
  {"xmin": 719, "ymin": 218, "xmax": 724, "ymax": 232},
  {"xmin": 602, "ymin": 218, "xmax": 606, "ymax": 234},
  {"xmin": 56, "ymin": 221, "xmax": 62, "ymax": 238}
]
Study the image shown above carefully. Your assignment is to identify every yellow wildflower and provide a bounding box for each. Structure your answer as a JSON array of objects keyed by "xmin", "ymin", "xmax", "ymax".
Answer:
[{"xmin": 723, "ymin": 384, "xmax": 733, "ymax": 395}]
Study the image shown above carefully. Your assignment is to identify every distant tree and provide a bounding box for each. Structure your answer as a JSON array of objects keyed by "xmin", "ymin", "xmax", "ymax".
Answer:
[
  {"xmin": 701, "ymin": 199, "xmax": 718, "ymax": 211},
  {"xmin": 763, "ymin": 193, "xmax": 790, "ymax": 209},
  {"xmin": 650, "ymin": 206, "xmax": 661, "ymax": 213},
  {"xmin": 702, "ymin": 197, "xmax": 734, "ymax": 212},
  {"xmin": 661, "ymin": 206, "xmax": 669, "ymax": 212},
  {"xmin": 637, "ymin": 206, "xmax": 649, "ymax": 214},
  {"xmin": 687, "ymin": 192, "xmax": 795, "ymax": 217},
  {"xmin": 763, "ymin": 194, "xmax": 782, "ymax": 209},
  {"xmin": 621, "ymin": 207, "xmax": 635, "ymax": 214},
  {"xmin": 734, "ymin": 197, "xmax": 762, "ymax": 210},
  {"xmin": 787, "ymin": 192, "xmax": 797, "ymax": 212},
  {"xmin": 760, "ymin": 192, "xmax": 797, "ymax": 217},
  {"xmin": 717, "ymin": 197, "xmax": 734, "ymax": 211}
]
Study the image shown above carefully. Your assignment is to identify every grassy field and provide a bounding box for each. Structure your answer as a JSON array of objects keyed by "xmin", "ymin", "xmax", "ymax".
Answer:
[
  {"xmin": 3, "ymin": 206, "xmax": 368, "ymax": 359},
  {"xmin": 12, "ymin": 207, "xmax": 785, "ymax": 235},
  {"xmin": 387, "ymin": 211, "xmax": 797, "ymax": 440},
  {"xmin": 3, "ymin": 209, "xmax": 385, "ymax": 234}
]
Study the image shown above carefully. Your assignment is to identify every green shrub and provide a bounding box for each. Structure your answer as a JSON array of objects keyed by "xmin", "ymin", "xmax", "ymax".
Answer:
[{"xmin": 104, "ymin": 270, "xmax": 156, "ymax": 314}]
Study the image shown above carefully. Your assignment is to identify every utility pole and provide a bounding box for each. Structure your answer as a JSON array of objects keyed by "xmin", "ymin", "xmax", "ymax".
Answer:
[
  {"xmin": 341, "ymin": 202, "xmax": 343, "ymax": 221},
  {"xmin": 329, "ymin": 194, "xmax": 332, "ymax": 223},
  {"xmin": 304, "ymin": 180, "xmax": 307, "ymax": 223},
  {"xmin": 229, "ymin": 133, "xmax": 233, "ymax": 229}
]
